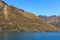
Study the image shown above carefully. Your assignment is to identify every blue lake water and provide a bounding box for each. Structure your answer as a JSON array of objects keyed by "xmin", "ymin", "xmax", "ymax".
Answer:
[{"xmin": 0, "ymin": 32, "xmax": 60, "ymax": 40}]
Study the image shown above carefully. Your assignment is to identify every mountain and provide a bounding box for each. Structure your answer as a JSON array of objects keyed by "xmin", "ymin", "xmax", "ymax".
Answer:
[
  {"xmin": 39, "ymin": 15, "xmax": 60, "ymax": 28},
  {"xmin": 0, "ymin": 0, "xmax": 59, "ymax": 32}
]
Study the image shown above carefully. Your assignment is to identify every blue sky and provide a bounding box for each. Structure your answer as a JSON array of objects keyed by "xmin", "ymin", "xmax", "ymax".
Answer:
[{"xmin": 3, "ymin": 0, "xmax": 60, "ymax": 16}]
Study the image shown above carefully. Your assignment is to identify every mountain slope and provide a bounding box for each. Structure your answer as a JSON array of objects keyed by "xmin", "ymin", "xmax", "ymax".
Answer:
[
  {"xmin": 39, "ymin": 15, "xmax": 60, "ymax": 28},
  {"xmin": 0, "ymin": 0, "xmax": 60, "ymax": 32}
]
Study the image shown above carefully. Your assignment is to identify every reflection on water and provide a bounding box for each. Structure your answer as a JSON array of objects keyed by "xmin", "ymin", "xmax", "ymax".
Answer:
[{"xmin": 0, "ymin": 32, "xmax": 60, "ymax": 40}]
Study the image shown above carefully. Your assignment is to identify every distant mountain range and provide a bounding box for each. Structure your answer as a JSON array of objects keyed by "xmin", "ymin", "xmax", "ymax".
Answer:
[
  {"xmin": 39, "ymin": 15, "xmax": 60, "ymax": 28},
  {"xmin": 0, "ymin": 0, "xmax": 60, "ymax": 32}
]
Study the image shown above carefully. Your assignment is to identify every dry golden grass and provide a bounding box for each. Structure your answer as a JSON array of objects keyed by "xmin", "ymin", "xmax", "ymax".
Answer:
[{"xmin": 0, "ymin": 0, "xmax": 60, "ymax": 32}]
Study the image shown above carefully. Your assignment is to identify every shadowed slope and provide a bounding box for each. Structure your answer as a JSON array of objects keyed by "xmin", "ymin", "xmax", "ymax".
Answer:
[{"xmin": 39, "ymin": 15, "xmax": 60, "ymax": 28}]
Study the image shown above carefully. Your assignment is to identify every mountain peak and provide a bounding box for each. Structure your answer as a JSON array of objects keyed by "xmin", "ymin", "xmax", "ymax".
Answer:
[
  {"xmin": 0, "ymin": 0, "xmax": 8, "ymax": 6},
  {"xmin": 0, "ymin": 0, "xmax": 60, "ymax": 32}
]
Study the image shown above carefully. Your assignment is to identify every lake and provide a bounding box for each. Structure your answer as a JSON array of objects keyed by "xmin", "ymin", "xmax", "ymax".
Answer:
[{"xmin": 0, "ymin": 32, "xmax": 60, "ymax": 40}]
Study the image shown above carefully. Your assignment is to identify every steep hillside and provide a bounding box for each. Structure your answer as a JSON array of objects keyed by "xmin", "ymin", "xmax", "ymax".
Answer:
[
  {"xmin": 0, "ymin": 0, "xmax": 59, "ymax": 32},
  {"xmin": 39, "ymin": 15, "xmax": 60, "ymax": 28}
]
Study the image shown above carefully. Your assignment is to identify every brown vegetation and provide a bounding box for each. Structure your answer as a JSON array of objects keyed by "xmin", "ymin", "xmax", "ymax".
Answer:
[{"xmin": 0, "ymin": 0, "xmax": 59, "ymax": 32}]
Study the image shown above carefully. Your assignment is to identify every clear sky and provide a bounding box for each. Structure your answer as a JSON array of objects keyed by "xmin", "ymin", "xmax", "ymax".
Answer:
[{"xmin": 3, "ymin": 0, "xmax": 60, "ymax": 16}]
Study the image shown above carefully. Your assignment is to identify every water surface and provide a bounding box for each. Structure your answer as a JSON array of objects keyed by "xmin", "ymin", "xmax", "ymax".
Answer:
[{"xmin": 0, "ymin": 32, "xmax": 60, "ymax": 40}]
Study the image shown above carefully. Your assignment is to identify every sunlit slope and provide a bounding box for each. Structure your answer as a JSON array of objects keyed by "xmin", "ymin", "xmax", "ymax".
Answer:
[{"xmin": 0, "ymin": 0, "xmax": 59, "ymax": 32}]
